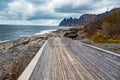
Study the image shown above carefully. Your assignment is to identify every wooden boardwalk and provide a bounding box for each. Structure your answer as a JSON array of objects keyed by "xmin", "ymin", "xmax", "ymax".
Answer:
[{"xmin": 18, "ymin": 37, "xmax": 120, "ymax": 80}]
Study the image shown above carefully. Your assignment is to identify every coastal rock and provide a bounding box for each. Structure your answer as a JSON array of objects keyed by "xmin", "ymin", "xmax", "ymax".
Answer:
[
  {"xmin": 29, "ymin": 35, "xmax": 44, "ymax": 41},
  {"xmin": 76, "ymin": 31, "xmax": 84, "ymax": 39},
  {"xmin": 0, "ymin": 41, "xmax": 14, "ymax": 50},
  {"xmin": 62, "ymin": 28, "xmax": 86, "ymax": 39},
  {"xmin": 0, "ymin": 70, "xmax": 7, "ymax": 80},
  {"xmin": 13, "ymin": 37, "xmax": 30, "ymax": 46},
  {"xmin": 3, "ymin": 41, "xmax": 14, "ymax": 50},
  {"xmin": 0, "ymin": 36, "xmax": 46, "ymax": 80},
  {"xmin": 0, "ymin": 45, "xmax": 4, "ymax": 50},
  {"xmin": 64, "ymin": 31, "xmax": 78, "ymax": 38}
]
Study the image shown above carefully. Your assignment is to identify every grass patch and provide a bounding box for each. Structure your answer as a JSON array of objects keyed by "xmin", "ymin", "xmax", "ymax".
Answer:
[
  {"xmin": 88, "ymin": 31, "xmax": 120, "ymax": 43},
  {"xmin": 107, "ymin": 39, "xmax": 120, "ymax": 43},
  {"xmin": 93, "ymin": 38, "xmax": 120, "ymax": 43}
]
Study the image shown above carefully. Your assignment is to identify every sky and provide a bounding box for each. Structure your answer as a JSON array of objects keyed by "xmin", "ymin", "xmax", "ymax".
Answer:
[{"xmin": 0, "ymin": 0, "xmax": 120, "ymax": 25}]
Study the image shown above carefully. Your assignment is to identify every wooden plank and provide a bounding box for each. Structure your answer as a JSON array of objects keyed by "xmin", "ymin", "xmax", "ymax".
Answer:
[{"xmin": 19, "ymin": 37, "xmax": 120, "ymax": 80}]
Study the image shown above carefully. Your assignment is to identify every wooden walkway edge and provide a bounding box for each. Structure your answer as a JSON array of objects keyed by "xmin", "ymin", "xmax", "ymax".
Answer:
[
  {"xmin": 18, "ymin": 40, "xmax": 48, "ymax": 80},
  {"xmin": 79, "ymin": 41, "xmax": 120, "ymax": 57}
]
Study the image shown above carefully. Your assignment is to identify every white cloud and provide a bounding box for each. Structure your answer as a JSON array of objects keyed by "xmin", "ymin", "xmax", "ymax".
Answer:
[
  {"xmin": 86, "ymin": 0, "xmax": 120, "ymax": 14},
  {"xmin": 50, "ymin": 0, "xmax": 92, "ymax": 8},
  {"xmin": 5, "ymin": 0, "xmax": 35, "ymax": 20},
  {"xmin": 0, "ymin": 19, "xmax": 60, "ymax": 26},
  {"xmin": 29, "ymin": 19, "xmax": 61, "ymax": 25},
  {"xmin": 0, "ymin": 0, "xmax": 120, "ymax": 25},
  {"xmin": 0, "ymin": 19, "xmax": 31, "ymax": 25}
]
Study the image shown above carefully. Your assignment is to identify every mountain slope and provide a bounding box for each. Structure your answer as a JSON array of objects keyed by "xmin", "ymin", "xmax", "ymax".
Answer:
[
  {"xmin": 59, "ymin": 8, "xmax": 118, "ymax": 27},
  {"xmin": 59, "ymin": 14, "xmax": 96, "ymax": 26},
  {"xmin": 85, "ymin": 8, "xmax": 120, "ymax": 42}
]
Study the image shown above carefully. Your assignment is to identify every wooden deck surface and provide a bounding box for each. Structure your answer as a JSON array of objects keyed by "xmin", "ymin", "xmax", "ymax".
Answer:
[{"xmin": 21, "ymin": 37, "xmax": 120, "ymax": 80}]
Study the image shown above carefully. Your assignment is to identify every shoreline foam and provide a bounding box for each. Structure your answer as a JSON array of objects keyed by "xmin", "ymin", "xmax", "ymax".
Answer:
[{"xmin": 34, "ymin": 29, "xmax": 57, "ymax": 35}]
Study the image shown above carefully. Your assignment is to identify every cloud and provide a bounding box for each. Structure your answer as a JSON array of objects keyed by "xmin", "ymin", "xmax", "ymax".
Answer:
[
  {"xmin": 3, "ymin": 0, "xmax": 35, "ymax": 20},
  {"xmin": 51, "ymin": 0, "xmax": 92, "ymax": 9},
  {"xmin": 0, "ymin": 19, "xmax": 60, "ymax": 26},
  {"xmin": 0, "ymin": 0, "xmax": 12, "ymax": 10},
  {"xmin": 0, "ymin": 0, "xmax": 120, "ymax": 25},
  {"xmin": 54, "ymin": 0, "xmax": 120, "ymax": 14},
  {"xmin": 88, "ymin": 0, "xmax": 120, "ymax": 14},
  {"xmin": 29, "ymin": 19, "xmax": 61, "ymax": 25}
]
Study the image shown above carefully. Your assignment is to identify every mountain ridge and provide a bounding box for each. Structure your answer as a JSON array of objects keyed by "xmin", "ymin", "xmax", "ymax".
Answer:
[{"xmin": 59, "ymin": 8, "xmax": 119, "ymax": 27}]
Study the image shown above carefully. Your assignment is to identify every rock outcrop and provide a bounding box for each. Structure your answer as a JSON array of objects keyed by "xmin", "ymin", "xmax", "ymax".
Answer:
[{"xmin": 0, "ymin": 35, "xmax": 50, "ymax": 80}]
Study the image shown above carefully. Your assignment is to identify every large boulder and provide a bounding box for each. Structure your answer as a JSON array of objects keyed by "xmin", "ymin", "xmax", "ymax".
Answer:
[{"xmin": 64, "ymin": 31, "xmax": 78, "ymax": 39}]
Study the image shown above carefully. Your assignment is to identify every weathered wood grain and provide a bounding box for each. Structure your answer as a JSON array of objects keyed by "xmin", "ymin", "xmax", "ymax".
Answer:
[{"xmin": 26, "ymin": 37, "xmax": 120, "ymax": 80}]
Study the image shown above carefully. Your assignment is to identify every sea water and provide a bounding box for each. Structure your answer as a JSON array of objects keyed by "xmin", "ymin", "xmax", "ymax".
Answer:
[{"xmin": 0, "ymin": 25, "xmax": 70, "ymax": 42}]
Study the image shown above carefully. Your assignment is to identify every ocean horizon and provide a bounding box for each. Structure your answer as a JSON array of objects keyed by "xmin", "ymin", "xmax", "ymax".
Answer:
[{"xmin": 0, "ymin": 24, "xmax": 70, "ymax": 43}]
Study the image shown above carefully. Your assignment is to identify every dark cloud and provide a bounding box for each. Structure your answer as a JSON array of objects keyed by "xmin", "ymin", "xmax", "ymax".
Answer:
[
  {"xmin": 28, "ymin": 0, "xmax": 48, "ymax": 6},
  {"xmin": 0, "ymin": 0, "xmax": 120, "ymax": 25},
  {"xmin": 55, "ymin": 5, "xmax": 93, "ymax": 13},
  {"xmin": 29, "ymin": 0, "xmax": 45, "ymax": 3},
  {"xmin": 0, "ymin": 0, "xmax": 12, "ymax": 10},
  {"xmin": 27, "ymin": 12, "xmax": 61, "ymax": 20},
  {"xmin": 54, "ymin": 0, "xmax": 101, "ymax": 13}
]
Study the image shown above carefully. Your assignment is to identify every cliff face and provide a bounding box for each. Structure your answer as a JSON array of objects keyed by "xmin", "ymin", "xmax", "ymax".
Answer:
[{"xmin": 59, "ymin": 8, "xmax": 117, "ymax": 27}]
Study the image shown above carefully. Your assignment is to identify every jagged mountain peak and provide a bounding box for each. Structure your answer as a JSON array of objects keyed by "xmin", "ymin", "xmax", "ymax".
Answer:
[{"xmin": 59, "ymin": 8, "xmax": 120, "ymax": 27}]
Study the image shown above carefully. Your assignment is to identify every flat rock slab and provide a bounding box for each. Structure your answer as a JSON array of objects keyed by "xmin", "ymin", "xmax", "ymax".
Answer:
[{"xmin": 29, "ymin": 37, "xmax": 120, "ymax": 80}]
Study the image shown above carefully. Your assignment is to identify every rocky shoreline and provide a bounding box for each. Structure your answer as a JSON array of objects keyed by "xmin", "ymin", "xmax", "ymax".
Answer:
[
  {"xmin": 0, "ymin": 34, "xmax": 54, "ymax": 80},
  {"xmin": 0, "ymin": 27, "xmax": 120, "ymax": 80}
]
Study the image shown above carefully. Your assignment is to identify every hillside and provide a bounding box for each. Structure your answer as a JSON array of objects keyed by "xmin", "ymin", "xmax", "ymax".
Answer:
[
  {"xmin": 59, "ymin": 8, "xmax": 120, "ymax": 43},
  {"xmin": 85, "ymin": 8, "xmax": 120, "ymax": 43}
]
